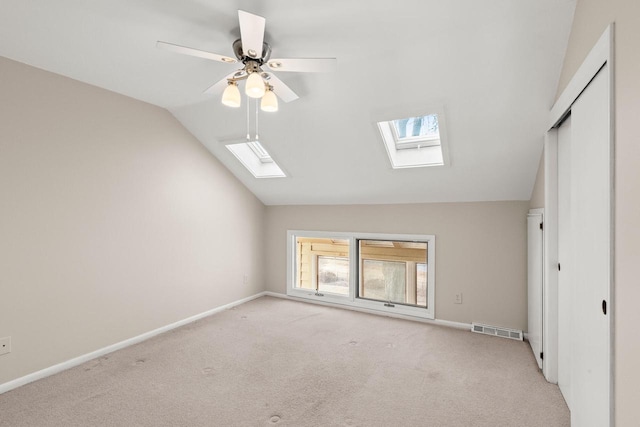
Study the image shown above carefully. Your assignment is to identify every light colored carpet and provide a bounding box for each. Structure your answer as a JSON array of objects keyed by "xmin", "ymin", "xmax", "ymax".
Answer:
[{"xmin": 0, "ymin": 296, "xmax": 569, "ymax": 426}]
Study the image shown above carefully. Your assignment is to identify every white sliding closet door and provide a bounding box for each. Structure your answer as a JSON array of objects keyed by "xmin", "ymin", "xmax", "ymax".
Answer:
[
  {"xmin": 557, "ymin": 65, "xmax": 611, "ymax": 426},
  {"xmin": 557, "ymin": 115, "xmax": 572, "ymax": 408},
  {"xmin": 569, "ymin": 65, "xmax": 611, "ymax": 427}
]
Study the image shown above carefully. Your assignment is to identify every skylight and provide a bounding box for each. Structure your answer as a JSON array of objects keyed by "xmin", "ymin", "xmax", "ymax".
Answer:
[
  {"xmin": 377, "ymin": 113, "xmax": 446, "ymax": 169},
  {"xmin": 226, "ymin": 141, "xmax": 286, "ymax": 178},
  {"xmin": 392, "ymin": 115, "xmax": 440, "ymax": 149},
  {"xmin": 246, "ymin": 141, "xmax": 273, "ymax": 163}
]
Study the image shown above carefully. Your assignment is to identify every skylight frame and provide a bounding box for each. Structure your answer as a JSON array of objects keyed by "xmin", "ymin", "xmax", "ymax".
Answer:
[
  {"xmin": 226, "ymin": 141, "xmax": 286, "ymax": 178},
  {"xmin": 376, "ymin": 111, "xmax": 449, "ymax": 169},
  {"xmin": 391, "ymin": 126, "xmax": 441, "ymax": 150},
  {"xmin": 247, "ymin": 140, "xmax": 274, "ymax": 163}
]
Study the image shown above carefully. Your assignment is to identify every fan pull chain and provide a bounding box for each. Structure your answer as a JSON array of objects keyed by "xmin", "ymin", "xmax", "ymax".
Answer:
[
  {"xmin": 246, "ymin": 97, "xmax": 251, "ymax": 141},
  {"xmin": 255, "ymin": 99, "xmax": 259, "ymax": 140}
]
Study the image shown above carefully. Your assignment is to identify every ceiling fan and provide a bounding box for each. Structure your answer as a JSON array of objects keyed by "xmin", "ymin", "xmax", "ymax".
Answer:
[{"xmin": 157, "ymin": 10, "xmax": 337, "ymax": 111}]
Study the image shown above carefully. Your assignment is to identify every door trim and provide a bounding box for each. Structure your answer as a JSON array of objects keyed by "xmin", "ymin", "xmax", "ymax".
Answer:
[
  {"xmin": 528, "ymin": 208, "xmax": 544, "ymax": 370},
  {"xmin": 549, "ymin": 25, "xmax": 613, "ymax": 128}
]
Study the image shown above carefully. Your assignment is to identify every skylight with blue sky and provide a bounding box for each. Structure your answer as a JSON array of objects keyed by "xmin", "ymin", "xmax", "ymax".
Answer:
[{"xmin": 378, "ymin": 114, "xmax": 446, "ymax": 169}]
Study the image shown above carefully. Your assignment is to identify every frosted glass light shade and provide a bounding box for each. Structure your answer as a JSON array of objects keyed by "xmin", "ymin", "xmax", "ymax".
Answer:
[
  {"xmin": 245, "ymin": 72, "xmax": 266, "ymax": 98},
  {"xmin": 221, "ymin": 83, "xmax": 241, "ymax": 108},
  {"xmin": 260, "ymin": 89, "xmax": 278, "ymax": 112}
]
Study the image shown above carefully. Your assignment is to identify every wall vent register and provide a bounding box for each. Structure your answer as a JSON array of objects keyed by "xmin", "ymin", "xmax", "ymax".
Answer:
[{"xmin": 471, "ymin": 322, "xmax": 523, "ymax": 341}]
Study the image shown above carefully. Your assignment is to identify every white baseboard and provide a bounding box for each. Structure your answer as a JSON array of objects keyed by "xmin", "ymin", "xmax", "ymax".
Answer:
[
  {"xmin": 263, "ymin": 291, "xmax": 472, "ymax": 331},
  {"xmin": 2, "ymin": 291, "xmax": 477, "ymax": 395},
  {"xmin": 0, "ymin": 291, "xmax": 267, "ymax": 395}
]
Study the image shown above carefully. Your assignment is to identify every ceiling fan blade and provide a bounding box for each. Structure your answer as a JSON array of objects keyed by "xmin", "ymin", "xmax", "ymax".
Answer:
[
  {"xmin": 262, "ymin": 72, "xmax": 299, "ymax": 103},
  {"xmin": 156, "ymin": 41, "xmax": 237, "ymax": 64},
  {"xmin": 238, "ymin": 10, "xmax": 266, "ymax": 59},
  {"xmin": 203, "ymin": 70, "xmax": 247, "ymax": 95},
  {"xmin": 266, "ymin": 58, "xmax": 337, "ymax": 73}
]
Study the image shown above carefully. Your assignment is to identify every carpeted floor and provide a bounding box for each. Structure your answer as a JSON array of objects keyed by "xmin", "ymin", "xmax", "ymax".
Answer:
[{"xmin": 0, "ymin": 296, "xmax": 569, "ymax": 426}]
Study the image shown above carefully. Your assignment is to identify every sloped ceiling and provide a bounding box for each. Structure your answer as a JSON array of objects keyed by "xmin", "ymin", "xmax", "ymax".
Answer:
[{"xmin": 0, "ymin": 0, "xmax": 576, "ymax": 205}]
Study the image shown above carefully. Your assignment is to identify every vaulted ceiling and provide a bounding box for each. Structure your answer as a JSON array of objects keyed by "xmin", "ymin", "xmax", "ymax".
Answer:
[{"xmin": 0, "ymin": 0, "xmax": 576, "ymax": 205}]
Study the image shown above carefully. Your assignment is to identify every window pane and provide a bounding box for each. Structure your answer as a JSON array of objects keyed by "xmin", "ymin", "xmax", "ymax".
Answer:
[
  {"xmin": 358, "ymin": 240, "xmax": 427, "ymax": 308},
  {"xmin": 362, "ymin": 259, "xmax": 406, "ymax": 301},
  {"xmin": 417, "ymin": 263, "xmax": 427, "ymax": 308},
  {"xmin": 318, "ymin": 256, "xmax": 349, "ymax": 296},
  {"xmin": 393, "ymin": 114, "xmax": 439, "ymax": 140},
  {"xmin": 294, "ymin": 237, "xmax": 349, "ymax": 294}
]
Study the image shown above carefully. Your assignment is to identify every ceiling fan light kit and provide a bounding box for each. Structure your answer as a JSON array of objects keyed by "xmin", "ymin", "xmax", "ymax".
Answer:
[
  {"xmin": 245, "ymin": 71, "xmax": 266, "ymax": 99},
  {"xmin": 221, "ymin": 82, "xmax": 241, "ymax": 108},
  {"xmin": 260, "ymin": 89, "xmax": 278, "ymax": 112},
  {"xmin": 157, "ymin": 9, "xmax": 336, "ymax": 114}
]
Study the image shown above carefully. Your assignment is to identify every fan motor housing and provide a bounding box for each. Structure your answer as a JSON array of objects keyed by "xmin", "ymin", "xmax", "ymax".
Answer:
[{"xmin": 232, "ymin": 39, "xmax": 272, "ymax": 64}]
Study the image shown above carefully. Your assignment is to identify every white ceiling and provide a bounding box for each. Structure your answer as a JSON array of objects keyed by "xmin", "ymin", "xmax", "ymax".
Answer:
[{"xmin": 0, "ymin": 0, "xmax": 576, "ymax": 205}]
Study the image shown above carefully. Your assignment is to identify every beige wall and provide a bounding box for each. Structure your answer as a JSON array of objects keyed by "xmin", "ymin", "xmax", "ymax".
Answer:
[
  {"xmin": 0, "ymin": 57, "xmax": 265, "ymax": 385},
  {"xmin": 555, "ymin": 0, "xmax": 640, "ymax": 423},
  {"xmin": 529, "ymin": 152, "xmax": 545, "ymax": 209},
  {"xmin": 265, "ymin": 202, "xmax": 530, "ymax": 331}
]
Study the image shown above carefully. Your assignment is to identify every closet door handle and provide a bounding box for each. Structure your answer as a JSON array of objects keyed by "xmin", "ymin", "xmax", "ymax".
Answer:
[{"xmin": 602, "ymin": 300, "xmax": 607, "ymax": 315}]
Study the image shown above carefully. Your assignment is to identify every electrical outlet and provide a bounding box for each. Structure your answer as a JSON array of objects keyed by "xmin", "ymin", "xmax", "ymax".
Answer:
[
  {"xmin": 0, "ymin": 336, "xmax": 11, "ymax": 356},
  {"xmin": 454, "ymin": 293, "xmax": 463, "ymax": 304}
]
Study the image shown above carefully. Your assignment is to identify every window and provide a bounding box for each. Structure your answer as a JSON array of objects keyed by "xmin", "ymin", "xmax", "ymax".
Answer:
[
  {"xmin": 287, "ymin": 231, "xmax": 435, "ymax": 319},
  {"xmin": 292, "ymin": 237, "xmax": 350, "ymax": 296},
  {"xmin": 416, "ymin": 263, "xmax": 427, "ymax": 307},
  {"xmin": 361, "ymin": 259, "xmax": 406, "ymax": 301},
  {"xmin": 317, "ymin": 256, "xmax": 349, "ymax": 296},
  {"xmin": 392, "ymin": 115, "xmax": 440, "ymax": 149},
  {"xmin": 377, "ymin": 113, "xmax": 448, "ymax": 169},
  {"xmin": 226, "ymin": 140, "xmax": 286, "ymax": 178},
  {"xmin": 359, "ymin": 240, "xmax": 428, "ymax": 308}
]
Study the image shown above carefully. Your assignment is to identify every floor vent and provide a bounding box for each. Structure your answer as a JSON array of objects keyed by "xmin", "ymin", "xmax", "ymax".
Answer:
[{"xmin": 471, "ymin": 323, "xmax": 523, "ymax": 341}]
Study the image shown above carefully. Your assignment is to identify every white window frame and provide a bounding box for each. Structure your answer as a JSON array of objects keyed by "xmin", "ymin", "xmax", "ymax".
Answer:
[{"xmin": 287, "ymin": 230, "xmax": 436, "ymax": 319}]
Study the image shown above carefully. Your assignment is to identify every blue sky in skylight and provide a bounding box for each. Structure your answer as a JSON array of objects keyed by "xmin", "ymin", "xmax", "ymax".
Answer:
[{"xmin": 393, "ymin": 114, "xmax": 439, "ymax": 139}]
